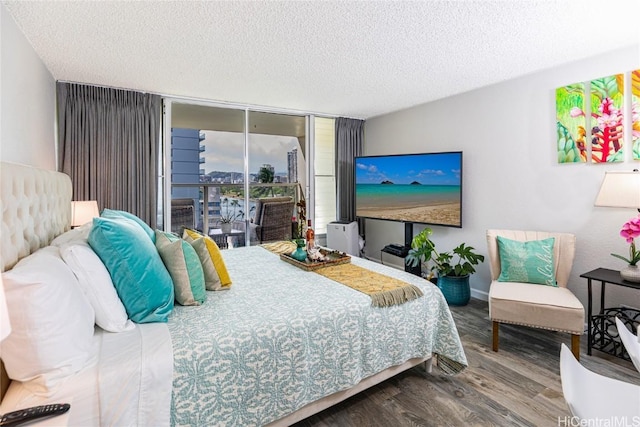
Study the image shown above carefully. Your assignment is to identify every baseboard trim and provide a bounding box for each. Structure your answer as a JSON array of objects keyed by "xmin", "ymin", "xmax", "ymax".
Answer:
[{"xmin": 471, "ymin": 288, "xmax": 489, "ymax": 301}]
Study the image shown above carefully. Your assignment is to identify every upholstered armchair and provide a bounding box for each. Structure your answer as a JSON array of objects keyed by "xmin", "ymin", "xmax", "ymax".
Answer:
[
  {"xmin": 250, "ymin": 197, "xmax": 295, "ymax": 244},
  {"xmin": 487, "ymin": 229, "xmax": 585, "ymax": 359}
]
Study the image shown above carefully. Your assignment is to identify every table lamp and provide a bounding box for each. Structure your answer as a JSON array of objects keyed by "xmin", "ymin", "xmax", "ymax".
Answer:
[
  {"xmin": 595, "ymin": 170, "xmax": 640, "ymax": 284},
  {"xmin": 594, "ymin": 170, "xmax": 640, "ymax": 212},
  {"xmin": 71, "ymin": 200, "xmax": 100, "ymax": 228}
]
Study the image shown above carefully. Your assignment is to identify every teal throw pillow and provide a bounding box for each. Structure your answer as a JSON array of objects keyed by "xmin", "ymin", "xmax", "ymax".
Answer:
[
  {"xmin": 497, "ymin": 236, "xmax": 557, "ymax": 287},
  {"xmin": 155, "ymin": 230, "xmax": 206, "ymax": 306},
  {"xmin": 88, "ymin": 216, "xmax": 174, "ymax": 323},
  {"xmin": 101, "ymin": 208, "xmax": 155, "ymax": 243}
]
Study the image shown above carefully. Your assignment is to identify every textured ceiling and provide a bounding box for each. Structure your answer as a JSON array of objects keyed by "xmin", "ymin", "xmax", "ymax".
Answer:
[{"xmin": 3, "ymin": 0, "xmax": 640, "ymax": 119}]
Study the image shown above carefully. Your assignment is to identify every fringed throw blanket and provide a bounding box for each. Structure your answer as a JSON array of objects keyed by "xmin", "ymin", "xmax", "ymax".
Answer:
[
  {"xmin": 435, "ymin": 354, "xmax": 467, "ymax": 375},
  {"xmin": 261, "ymin": 241, "xmax": 424, "ymax": 307},
  {"xmin": 314, "ymin": 263, "xmax": 423, "ymax": 308}
]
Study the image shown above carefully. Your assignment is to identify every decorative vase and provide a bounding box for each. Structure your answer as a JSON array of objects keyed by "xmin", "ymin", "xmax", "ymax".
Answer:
[
  {"xmin": 291, "ymin": 239, "xmax": 307, "ymax": 262},
  {"xmin": 437, "ymin": 275, "xmax": 470, "ymax": 306},
  {"xmin": 620, "ymin": 265, "xmax": 640, "ymax": 283},
  {"xmin": 221, "ymin": 222, "xmax": 232, "ymax": 233}
]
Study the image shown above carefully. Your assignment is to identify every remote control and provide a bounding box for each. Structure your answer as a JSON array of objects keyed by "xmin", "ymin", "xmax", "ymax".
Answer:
[{"xmin": 0, "ymin": 403, "xmax": 70, "ymax": 427}]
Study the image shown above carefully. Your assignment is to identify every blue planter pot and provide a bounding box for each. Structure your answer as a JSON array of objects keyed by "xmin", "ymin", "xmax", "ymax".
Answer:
[{"xmin": 437, "ymin": 275, "xmax": 470, "ymax": 306}]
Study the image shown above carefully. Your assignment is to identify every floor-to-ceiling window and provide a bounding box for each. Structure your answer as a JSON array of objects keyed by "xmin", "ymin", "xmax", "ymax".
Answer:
[
  {"xmin": 164, "ymin": 100, "xmax": 313, "ymax": 247},
  {"xmin": 247, "ymin": 111, "xmax": 306, "ymax": 244},
  {"xmin": 166, "ymin": 103, "xmax": 245, "ymax": 245}
]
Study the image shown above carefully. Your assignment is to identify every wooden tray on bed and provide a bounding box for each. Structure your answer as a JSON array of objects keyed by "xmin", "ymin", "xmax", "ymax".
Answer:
[{"xmin": 280, "ymin": 248, "xmax": 351, "ymax": 271}]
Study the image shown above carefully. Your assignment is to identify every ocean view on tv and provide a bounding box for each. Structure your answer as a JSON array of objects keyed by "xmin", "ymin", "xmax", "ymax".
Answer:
[{"xmin": 355, "ymin": 152, "xmax": 462, "ymax": 227}]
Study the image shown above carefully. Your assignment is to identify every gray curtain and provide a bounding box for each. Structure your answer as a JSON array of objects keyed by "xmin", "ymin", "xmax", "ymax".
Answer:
[
  {"xmin": 57, "ymin": 82, "xmax": 161, "ymax": 227},
  {"xmin": 335, "ymin": 117, "xmax": 365, "ymax": 223}
]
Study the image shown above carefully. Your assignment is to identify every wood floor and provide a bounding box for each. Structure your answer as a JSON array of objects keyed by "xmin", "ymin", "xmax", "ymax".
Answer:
[{"xmin": 293, "ymin": 298, "xmax": 640, "ymax": 427}]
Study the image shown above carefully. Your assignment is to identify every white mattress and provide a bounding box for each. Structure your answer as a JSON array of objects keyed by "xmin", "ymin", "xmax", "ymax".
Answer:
[{"xmin": 0, "ymin": 323, "xmax": 173, "ymax": 427}]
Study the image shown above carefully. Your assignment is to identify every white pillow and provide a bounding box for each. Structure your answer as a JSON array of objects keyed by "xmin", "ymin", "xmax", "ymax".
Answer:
[
  {"xmin": 59, "ymin": 241, "xmax": 135, "ymax": 333},
  {"xmin": 50, "ymin": 222, "xmax": 92, "ymax": 246},
  {"xmin": 2, "ymin": 246, "xmax": 95, "ymax": 396}
]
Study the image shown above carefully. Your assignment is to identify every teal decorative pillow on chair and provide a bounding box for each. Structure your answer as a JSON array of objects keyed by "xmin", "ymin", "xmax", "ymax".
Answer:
[
  {"xmin": 497, "ymin": 236, "xmax": 557, "ymax": 286},
  {"xmin": 88, "ymin": 216, "xmax": 174, "ymax": 323}
]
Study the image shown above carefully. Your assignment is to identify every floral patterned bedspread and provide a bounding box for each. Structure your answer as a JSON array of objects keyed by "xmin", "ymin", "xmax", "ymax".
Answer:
[{"xmin": 167, "ymin": 246, "xmax": 466, "ymax": 426}]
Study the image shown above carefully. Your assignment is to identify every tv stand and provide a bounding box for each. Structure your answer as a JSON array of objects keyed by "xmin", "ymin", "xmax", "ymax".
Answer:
[
  {"xmin": 380, "ymin": 223, "xmax": 421, "ymax": 277},
  {"xmin": 382, "ymin": 243, "xmax": 409, "ymax": 257}
]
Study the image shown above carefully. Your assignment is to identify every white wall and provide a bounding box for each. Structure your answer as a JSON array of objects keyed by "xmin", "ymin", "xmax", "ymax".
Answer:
[
  {"xmin": 364, "ymin": 45, "xmax": 640, "ymax": 312},
  {"xmin": 0, "ymin": 3, "xmax": 56, "ymax": 169}
]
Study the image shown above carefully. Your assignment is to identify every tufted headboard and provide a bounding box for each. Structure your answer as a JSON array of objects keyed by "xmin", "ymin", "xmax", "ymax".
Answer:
[
  {"xmin": 1, "ymin": 162, "xmax": 72, "ymax": 400},
  {"xmin": 1, "ymin": 162, "xmax": 72, "ymax": 272}
]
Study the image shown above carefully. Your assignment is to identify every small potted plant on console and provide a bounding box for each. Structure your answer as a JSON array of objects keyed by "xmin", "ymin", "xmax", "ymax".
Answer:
[{"xmin": 405, "ymin": 228, "xmax": 484, "ymax": 306}]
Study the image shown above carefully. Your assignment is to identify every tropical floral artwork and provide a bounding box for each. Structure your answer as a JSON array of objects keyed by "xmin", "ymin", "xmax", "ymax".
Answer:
[
  {"xmin": 589, "ymin": 74, "xmax": 624, "ymax": 163},
  {"xmin": 632, "ymin": 69, "xmax": 640, "ymax": 160},
  {"xmin": 556, "ymin": 83, "xmax": 586, "ymax": 163}
]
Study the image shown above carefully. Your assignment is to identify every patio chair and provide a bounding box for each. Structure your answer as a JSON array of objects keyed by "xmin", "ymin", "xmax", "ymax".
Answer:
[
  {"xmin": 251, "ymin": 197, "xmax": 295, "ymax": 244},
  {"xmin": 171, "ymin": 198, "xmax": 195, "ymax": 235}
]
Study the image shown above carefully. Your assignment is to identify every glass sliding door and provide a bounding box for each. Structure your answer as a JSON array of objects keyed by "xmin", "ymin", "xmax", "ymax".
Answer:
[
  {"xmin": 247, "ymin": 111, "xmax": 306, "ymax": 245},
  {"xmin": 168, "ymin": 102, "xmax": 246, "ymax": 248},
  {"xmin": 164, "ymin": 100, "xmax": 312, "ymax": 248}
]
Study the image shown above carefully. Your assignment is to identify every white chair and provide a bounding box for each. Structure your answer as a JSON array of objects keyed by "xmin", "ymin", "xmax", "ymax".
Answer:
[
  {"xmin": 615, "ymin": 317, "xmax": 640, "ymax": 372},
  {"xmin": 560, "ymin": 344, "xmax": 640, "ymax": 422}
]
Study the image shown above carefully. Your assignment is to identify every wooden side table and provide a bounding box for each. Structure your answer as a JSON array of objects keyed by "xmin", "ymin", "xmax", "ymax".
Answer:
[{"xmin": 580, "ymin": 268, "xmax": 640, "ymax": 358}]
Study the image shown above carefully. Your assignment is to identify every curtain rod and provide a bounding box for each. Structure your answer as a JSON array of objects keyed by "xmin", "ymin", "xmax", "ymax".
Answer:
[{"xmin": 57, "ymin": 80, "xmax": 364, "ymax": 120}]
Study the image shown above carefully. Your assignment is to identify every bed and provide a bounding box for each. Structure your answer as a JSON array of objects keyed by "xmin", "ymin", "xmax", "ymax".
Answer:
[{"xmin": 0, "ymin": 161, "xmax": 467, "ymax": 426}]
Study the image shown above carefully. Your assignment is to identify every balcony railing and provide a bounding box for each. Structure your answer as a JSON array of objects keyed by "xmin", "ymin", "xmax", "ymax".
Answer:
[{"xmin": 171, "ymin": 182, "xmax": 303, "ymax": 238}]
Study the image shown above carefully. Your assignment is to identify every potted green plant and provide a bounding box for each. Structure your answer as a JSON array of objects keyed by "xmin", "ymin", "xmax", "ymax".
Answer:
[
  {"xmin": 220, "ymin": 198, "xmax": 242, "ymax": 233},
  {"xmin": 405, "ymin": 228, "xmax": 485, "ymax": 305}
]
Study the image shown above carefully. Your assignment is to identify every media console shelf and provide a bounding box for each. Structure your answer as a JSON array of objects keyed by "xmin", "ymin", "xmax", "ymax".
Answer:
[
  {"xmin": 381, "ymin": 223, "xmax": 421, "ymax": 277},
  {"xmin": 381, "ymin": 244, "xmax": 421, "ymax": 276}
]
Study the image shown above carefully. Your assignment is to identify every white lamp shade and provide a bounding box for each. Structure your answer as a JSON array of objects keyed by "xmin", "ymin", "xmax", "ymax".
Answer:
[
  {"xmin": 0, "ymin": 276, "xmax": 10, "ymax": 342},
  {"xmin": 71, "ymin": 200, "xmax": 100, "ymax": 227},
  {"xmin": 594, "ymin": 171, "xmax": 640, "ymax": 208}
]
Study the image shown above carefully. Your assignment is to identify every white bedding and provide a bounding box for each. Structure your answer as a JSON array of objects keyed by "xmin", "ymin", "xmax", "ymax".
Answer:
[{"xmin": 0, "ymin": 323, "xmax": 173, "ymax": 427}]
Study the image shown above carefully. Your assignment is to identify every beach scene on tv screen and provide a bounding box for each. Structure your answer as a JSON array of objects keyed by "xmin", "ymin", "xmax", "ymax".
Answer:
[{"xmin": 355, "ymin": 152, "xmax": 461, "ymax": 226}]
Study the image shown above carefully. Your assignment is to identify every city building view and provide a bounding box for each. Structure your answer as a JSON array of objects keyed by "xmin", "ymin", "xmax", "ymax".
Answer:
[{"xmin": 170, "ymin": 128, "xmax": 304, "ymax": 237}]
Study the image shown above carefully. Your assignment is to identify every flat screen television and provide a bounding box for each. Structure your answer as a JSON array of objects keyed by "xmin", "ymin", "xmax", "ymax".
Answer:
[{"xmin": 355, "ymin": 151, "xmax": 462, "ymax": 228}]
